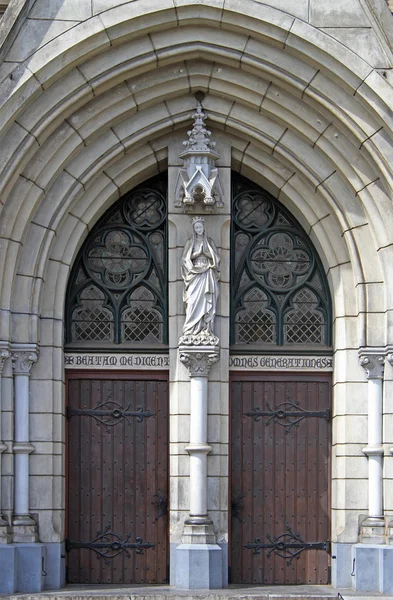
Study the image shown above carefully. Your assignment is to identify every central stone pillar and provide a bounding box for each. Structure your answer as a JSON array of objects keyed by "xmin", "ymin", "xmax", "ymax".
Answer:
[
  {"xmin": 175, "ymin": 346, "xmax": 223, "ymax": 588},
  {"xmin": 180, "ymin": 347, "xmax": 218, "ymax": 541}
]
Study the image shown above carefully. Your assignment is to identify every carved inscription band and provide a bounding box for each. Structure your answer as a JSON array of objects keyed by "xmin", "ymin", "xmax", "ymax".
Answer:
[{"xmin": 65, "ymin": 353, "xmax": 332, "ymax": 371}]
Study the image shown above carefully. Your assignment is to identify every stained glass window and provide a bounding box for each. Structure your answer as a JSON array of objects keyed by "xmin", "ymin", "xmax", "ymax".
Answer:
[
  {"xmin": 66, "ymin": 174, "xmax": 167, "ymax": 346},
  {"xmin": 231, "ymin": 174, "xmax": 331, "ymax": 348}
]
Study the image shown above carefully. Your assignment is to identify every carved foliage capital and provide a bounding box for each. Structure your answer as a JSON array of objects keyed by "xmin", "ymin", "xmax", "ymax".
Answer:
[
  {"xmin": 359, "ymin": 354, "xmax": 384, "ymax": 379},
  {"xmin": 11, "ymin": 351, "xmax": 38, "ymax": 376},
  {"xmin": 0, "ymin": 348, "xmax": 10, "ymax": 374},
  {"xmin": 179, "ymin": 349, "xmax": 219, "ymax": 377}
]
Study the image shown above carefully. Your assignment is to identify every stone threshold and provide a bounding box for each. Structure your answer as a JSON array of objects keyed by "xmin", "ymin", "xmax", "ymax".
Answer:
[{"xmin": 2, "ymin": 586, "xmax": 392, "ymax": 600}]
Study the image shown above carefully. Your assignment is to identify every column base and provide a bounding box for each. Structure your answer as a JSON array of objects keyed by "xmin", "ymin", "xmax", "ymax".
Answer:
[
  {"xmin": 0, "ymin": 545, "xmax": 17, "ymax": 593},
  {"xmin": 0, "ymin": 520, "xmax": 12, "ymax": 544},
  {"xmin": 352, "ymin": 544, "xmax": 393, "ymax": 593},
  {"xmin": 182, "ymin": 522, "xmax": 216, "ymax": 544},
  {"xmin": 359, "ymin": 516, "xmax": 385, "ymax": 544},
  {"xmin": 331, "ymin": 542, "xmax": 353, "ymax": 588},
  {"xmin": 0, "ymin": 543, "xmax": 46, "ymax": 593},
  {"xmin": 12, "ymin": 515, "xmax": 38, "ymax": 543},
  {"xmin": 331, "ymin": 543, "xmax": 393, "ymax": 593},
  {"xmin": 43, "ymin": 542, "xmax": 66, "ymax": 589},
  {"xmin": 175, "ymin": 543, "xmax": 224, "ymax": 589},
  {"xmin": 16, "ymin": 543, "xmax": 45, "ymax": 592},
  {"xmin": 387, "ymin": 519, "xmax": 393, "ymax": 544}
]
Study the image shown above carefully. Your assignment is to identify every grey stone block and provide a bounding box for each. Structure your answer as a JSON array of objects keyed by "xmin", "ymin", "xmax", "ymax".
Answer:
[
  {"xmin": 381, "ymin": 546, "xmax": 393, "ymax": 593},
  {"xmin": 16, "ymin": 543, "xmax": 45, "ymax": 593},
  {"xmin": 44, "ymin": 542, "xmax": 66, "ymax": 590},
  {"xmin": 352, "ymin": 544, "xmax": 379, "ymax": 592},
  {"xmin": 175, "ymin": 543, "xmax": 224, "ymax": 589},
  {"xmin": 0, "ymin": 545, "xmax": 17, "ymax": 593},
  {"xmin": 170, "ymin": 542, "xmax": 177, "ymax": 586},
  {"xmin": 218, "ymin": 541, "xmax": 228, "ymax": 588},
  {"xmin": 331, "ymin": 542, "xmax": 353, "ymax": 589}
]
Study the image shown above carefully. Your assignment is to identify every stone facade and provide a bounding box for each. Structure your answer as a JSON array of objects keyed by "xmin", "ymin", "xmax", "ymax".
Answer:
[{"xmin": 0, "ymin": 0, "xmax": 393, "ymax": 593}]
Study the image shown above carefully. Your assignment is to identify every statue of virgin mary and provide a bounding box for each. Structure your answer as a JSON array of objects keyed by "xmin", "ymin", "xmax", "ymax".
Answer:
[{"xmin": 180, "ymin": 217, "xmax": 220, "ymax": 344}]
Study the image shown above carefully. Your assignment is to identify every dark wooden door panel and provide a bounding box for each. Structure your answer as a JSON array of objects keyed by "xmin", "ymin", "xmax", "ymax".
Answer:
[
  {"xmin": 67, "ymin": 372, "xmax": 168, "ymax": 584},
  {"xmin": 230, "ymin": 372, "xmax": 331, "ymax": 585}
]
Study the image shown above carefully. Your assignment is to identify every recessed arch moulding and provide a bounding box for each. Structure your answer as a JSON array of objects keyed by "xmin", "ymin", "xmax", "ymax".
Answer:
[{"xmin": 0, "ymin": 0, "xmax": 393, "ymax": 560}]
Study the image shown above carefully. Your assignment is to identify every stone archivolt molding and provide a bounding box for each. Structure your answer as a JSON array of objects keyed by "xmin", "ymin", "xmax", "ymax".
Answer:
[{"xmin": 0, "ymin": 1, "xmax": 391, "ymax": 350}]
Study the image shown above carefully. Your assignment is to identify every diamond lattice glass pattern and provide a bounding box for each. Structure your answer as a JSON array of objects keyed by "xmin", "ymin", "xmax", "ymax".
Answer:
[
  {"xmin": 235, "ymin": 288, "xmax": 276, "ymax": 344},
  {"xmin": 121, "ymin": 287, "xmax": 163, "ymax": 343},
  {"xmin": 71, "ymin": 286, "xmax": 114, "ymax": 341},
  {"xmin": 284, "ymin": 289, "xmax": 325, "ymax": 344},
  {"xmin": 67, "ymin": 174, "xmax": 167, "ymax": 345},
  {"xmin": 231, "ymin": 174, "xmax": 331, "ymax": 347}
]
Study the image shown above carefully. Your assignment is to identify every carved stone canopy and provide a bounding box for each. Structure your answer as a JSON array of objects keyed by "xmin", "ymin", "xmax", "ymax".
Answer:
[{"xmin": 175, "ymin": 94, "xmax": 224, "ymax": 213}]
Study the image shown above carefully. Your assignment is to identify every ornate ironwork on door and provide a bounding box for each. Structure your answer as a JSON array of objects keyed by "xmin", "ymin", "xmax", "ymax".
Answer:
[
  {"xmin": 245, "ymin": 392, "xmax": 330, "ymax": 432},
  {"xmin": 66, "ymin": 524, "xmax": 155, "ymax": 566},
  {"xmin": 244, "ymin": 525, "xmax": 330, "ymax": 566},
  {"xmin": 66, "ymin": 173, "xmax": 167, "ymax": 346},
  {"xmin": 231, "ymin": 174, "xmax": 331, "ymax": 347},
  {"xmin": 67, "ymin": 392, "xmax": 154, "ymax": 432}
]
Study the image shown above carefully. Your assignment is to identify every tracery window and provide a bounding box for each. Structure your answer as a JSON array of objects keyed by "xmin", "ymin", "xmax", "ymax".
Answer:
[
  {"xmin": 231, "ymin": 174, "xmax": 331, "ymax": 348},
  {"xmin": 66, "ymin": 174, "xmax": 167, "ymax": 346}
]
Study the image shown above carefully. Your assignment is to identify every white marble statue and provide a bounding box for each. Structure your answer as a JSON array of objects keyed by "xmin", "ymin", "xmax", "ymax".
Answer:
[{"xmin": 180, "ymin": 217, "xmax": 220, "ymax": 345}]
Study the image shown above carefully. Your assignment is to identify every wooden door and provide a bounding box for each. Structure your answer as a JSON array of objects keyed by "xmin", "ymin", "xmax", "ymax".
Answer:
[
  {"xmin": 66, "ymin": 371, "xmax": 168, "ymax": 584},
  {"xmin": 230, "ymin": 372, "xmax": 331, "ymax": 584}
]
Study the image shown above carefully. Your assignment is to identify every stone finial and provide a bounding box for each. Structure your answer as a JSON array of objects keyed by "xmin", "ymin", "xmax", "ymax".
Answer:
[
  {"xmin": 179, "ymin": 349, "xmax": 219, "ymax": 377},
  {"xmin": 175, "ymin": 93, "xmax": 224, "ymax": 213},
  {"xmin": 11, "ymin": 350, "xmax": 38, "ymax": 376},
  {"xmin": 359, "ymin": 353, "xmax": 384, "ymax": 379}
]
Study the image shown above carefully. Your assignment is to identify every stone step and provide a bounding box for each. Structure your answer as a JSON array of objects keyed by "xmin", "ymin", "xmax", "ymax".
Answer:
[{"xmin": 2, "ymin": 587, "xmax": 393, "ymax": 600}]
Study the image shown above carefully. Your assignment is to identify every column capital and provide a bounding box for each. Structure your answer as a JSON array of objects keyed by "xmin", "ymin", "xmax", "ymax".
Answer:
[
  {"xmin": 0, "ymin": 344, "xmax": 10, "ymax": 374},
  {"xmin": 359, "ymin": 351, "xmax": 384, "ymax": 379},
  {"xmin": 11, "ymin": 344, "xmax": 38, "ymax": 376},
  {"xmin": 179, "ymin": 345, "xmax": 219, "ymax": 377}
]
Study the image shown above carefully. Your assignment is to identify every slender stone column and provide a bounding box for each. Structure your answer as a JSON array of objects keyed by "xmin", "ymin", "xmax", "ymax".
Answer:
[
  {"xmin": 175, "ymin": 345, "xmax": 223, "ymax": 589},
  {"xmin": 359, "ymin": 351, "xmax": 385, "ymax": 543},
  {"xmin": 11, "ymin": 345, "xmax": 38, "ymax": 543},
  {"xmin": 179, "ymin": 348, "xmax": 219, "ymax": 536},
  {"xmin": 0, "ymin": 345, "xmax": 11, "ymax": 543}
]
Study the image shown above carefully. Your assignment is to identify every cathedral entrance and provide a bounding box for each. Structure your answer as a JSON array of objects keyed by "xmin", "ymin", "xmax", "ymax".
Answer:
[
  {"xmin": 229, "ymin": 371, "xmax": 331, "ymax": 584},
  {"xmin": 66, "ymin": 371, "xmax": 169, "ymax": 584}
]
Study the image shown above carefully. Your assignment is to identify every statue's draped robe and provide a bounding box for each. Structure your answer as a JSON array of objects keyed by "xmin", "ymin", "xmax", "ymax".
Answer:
[{"xmin": 181, "ymin": 235, "xmax": 220, "ymax": 336}]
